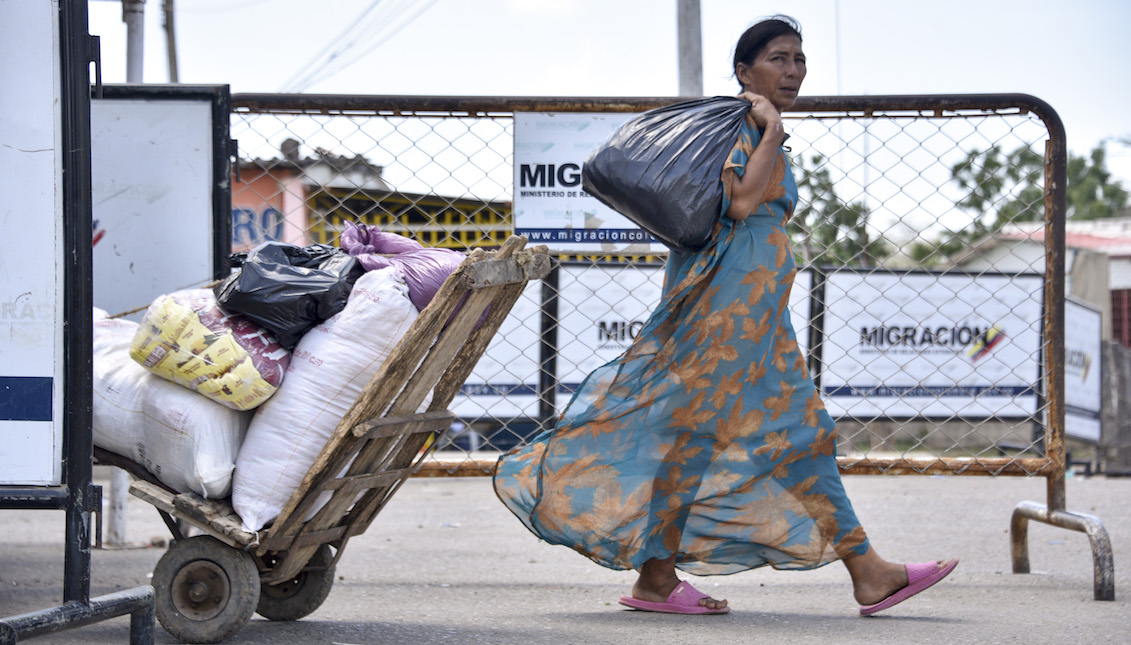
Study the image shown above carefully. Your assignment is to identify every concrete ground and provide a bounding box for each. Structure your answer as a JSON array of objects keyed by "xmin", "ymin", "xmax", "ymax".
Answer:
[{"xmin": 1, "ymin": 468, "xmax": 1128, "ymax": 644}]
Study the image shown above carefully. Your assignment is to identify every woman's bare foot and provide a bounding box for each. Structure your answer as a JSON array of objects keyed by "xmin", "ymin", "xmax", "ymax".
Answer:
[
  {"xmin": 632, "ymin": 554, "xmax": 727, "ymax": 611},
  {"xmin": 844, "ymin": 547, "xmax": 952, "ymax": 605},
  {"xmin": 851, "ymin": 561, "xmax": 909, "ymax": 606}
]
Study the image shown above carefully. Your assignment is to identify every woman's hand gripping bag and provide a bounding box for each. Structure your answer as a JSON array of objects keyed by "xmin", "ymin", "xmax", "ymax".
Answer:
[
  {"xmin": 129, "ymin": 289, "xmax": 290, "ymax": 411},
  {"xmin": 581, "ymin": 96, "xmax": 750, "ymax": 252}
]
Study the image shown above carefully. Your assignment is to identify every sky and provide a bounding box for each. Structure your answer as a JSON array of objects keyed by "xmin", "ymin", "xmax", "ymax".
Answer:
[{"xmin": 87, "ymin": 0, "xmax": 1131, "ymax": 185}]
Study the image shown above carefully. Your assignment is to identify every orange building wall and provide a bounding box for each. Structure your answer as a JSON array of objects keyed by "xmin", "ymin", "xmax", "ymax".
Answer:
[{"xmin": 231, "ymin": 169, "xmax": 312, "ymax": 252}]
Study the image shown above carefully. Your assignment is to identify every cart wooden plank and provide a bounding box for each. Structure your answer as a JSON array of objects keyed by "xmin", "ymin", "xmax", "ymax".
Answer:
[
  {"xmin": 431, "ymin": 278, "xmax": 530, "ymax": 408},
  {"xmin": 350, "ymin": 410, "xmax": 456, "ymax": 440},
  {"xmin": 321, "ymin": 469, "xmax": 407, "ymax": 494},
  {"xmin": 129, "ymin": 480, "xmax": 257, "ymax": 549},
  {"xmin": 462, "ymin": 252, "xmax": 551, "ymax": 288}
]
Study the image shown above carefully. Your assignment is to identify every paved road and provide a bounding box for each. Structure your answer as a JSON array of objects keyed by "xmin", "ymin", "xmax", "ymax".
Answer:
[{"xmin": 1, "ymin": 469, "xmax": 1127, "ymax": 644}]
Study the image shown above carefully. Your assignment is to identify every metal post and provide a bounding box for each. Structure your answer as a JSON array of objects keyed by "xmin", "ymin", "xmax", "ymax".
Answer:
[
  {"xmin": 1008, "ymin": 96, "xmax": 1114, "ymax": 601},
  {"xmin": 106, "ymin": 469, "xmax": 130, "ymax": 545},
  {"xmin": 162, "ymin": 0, "xmax": 177, "ymax": 82},
  {"xmin": 1043, "ymin": 134, "xmax": 1068, "ymax": 512},
  {"xmin": 1011, "ymin": 502, "xmax": 1114, "ymax": 600},
  {"xmin": 122, "ymin": 0, "xmax": 145, "ymax": 82},
  {"xmin": 62, "ymin": 0, "xmax": 97, "ymax": 604},
  {"xmin": 0, "ymin": 587, "xmax": 155, "ymax": 644},
  {"xmin": 538, "ymin": 262, "xmax": 560, "ymax": 431},
  {"xmin": 105, "ymin": 0, "xmax": 147, "ymax": 548},
  {"xmin": 676, "ymin": 0, "xmax": 702, "ymax": 97}
]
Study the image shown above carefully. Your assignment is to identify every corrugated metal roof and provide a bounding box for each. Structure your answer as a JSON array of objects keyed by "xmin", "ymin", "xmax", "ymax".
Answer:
[{"xmin": 995, "ymin": 218, "xmax": 1131, "ymax": 257}]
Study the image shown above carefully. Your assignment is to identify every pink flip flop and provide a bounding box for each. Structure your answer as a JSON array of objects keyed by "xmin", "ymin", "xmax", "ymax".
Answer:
[
  {"xmin": 859, "ymin": 559, "xmax": 959, "ymax": 616},
  {"xmin": 618, "ymin": 580, "xmax": 730, "ymax": 615}
]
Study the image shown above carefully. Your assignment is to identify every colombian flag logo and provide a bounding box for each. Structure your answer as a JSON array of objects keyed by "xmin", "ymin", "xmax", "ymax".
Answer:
[{"xmin": 966, "ymin": 324, "xmax": 1005, "ymax": 362}]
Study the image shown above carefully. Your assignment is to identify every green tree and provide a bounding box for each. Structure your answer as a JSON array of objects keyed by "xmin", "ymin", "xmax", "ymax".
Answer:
[
  {"xmin": 951, "ymin": 144, "xmax": 1044, "ymax": 228},
  {"xmin": 1065, "ymin": 145, "xmax": 1130, "ymax": 220},
  {"xmin": 791, "ymin": 153, "xmax": 890, "ymax": 267},
  {"xmin": 908, "ymin": 145, "xmax": 1044, "ymax": 265},
  {"xmin": 912, "ymin": 142, "xmax": 1129, "ymax": 266}
]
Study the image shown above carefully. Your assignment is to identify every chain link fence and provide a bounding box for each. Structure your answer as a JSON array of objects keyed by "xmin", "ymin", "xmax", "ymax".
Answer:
[{"xmin": 229, "ymin": 93, "xmax": 1068, "ymax": 481}]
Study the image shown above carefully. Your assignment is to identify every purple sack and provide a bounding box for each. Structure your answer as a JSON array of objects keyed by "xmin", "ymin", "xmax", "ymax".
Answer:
[{"xmin": 339, "ymin": 222, "xmax": 465, "ymax": 312}]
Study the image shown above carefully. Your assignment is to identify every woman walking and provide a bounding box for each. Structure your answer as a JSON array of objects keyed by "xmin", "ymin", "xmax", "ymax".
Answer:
[{"xmin": 494, "ymin": 15, "xmax": 956, "ymax": 616}]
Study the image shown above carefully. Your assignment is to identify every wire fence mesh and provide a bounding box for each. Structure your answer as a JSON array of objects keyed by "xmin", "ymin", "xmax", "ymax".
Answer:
[{"xmin": 229, "ymin": 94, "xmax": 1066, "ymax": 478}]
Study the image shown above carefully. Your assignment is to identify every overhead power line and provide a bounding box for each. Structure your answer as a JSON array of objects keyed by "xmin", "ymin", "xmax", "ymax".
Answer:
[{"xmin": 279, "ymin": 0, "xmax": 439, "ymax": 93}]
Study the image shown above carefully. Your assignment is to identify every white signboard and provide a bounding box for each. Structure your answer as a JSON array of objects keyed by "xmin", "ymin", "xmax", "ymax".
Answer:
[
  {"xmin": 791, "ymin": 269, "xmax": 812, "ymax": 360},
  {"xmin": 0, "ymin": 0, "xmax": 63, "ymax": 484},
  {"xmin": 91, "ymin": 97, "xmax": 216, "ymax": 319},
  {"xmin": 514, "ymin": 112, "xmax": 660, "ymax": 253},
  {"xmin": 819, "ymin": 271, "xmax": 1043, "ymax": 418},
  {"xmin": 449, "ymin": 282, "xmax": 543, "ymax": 419},
  {"xmin": 555, "ymin": 263, "xmax": 667, "ymax": 396},
  {"xmin": 1064, "ymin": 297, "xmax": 1103, "ymax": 442}
]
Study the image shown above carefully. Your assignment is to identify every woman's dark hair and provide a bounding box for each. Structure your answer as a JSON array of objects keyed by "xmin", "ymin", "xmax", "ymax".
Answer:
[{"xmin": 732, "ymin": 15, "xmax": 803, "ymax": 86}]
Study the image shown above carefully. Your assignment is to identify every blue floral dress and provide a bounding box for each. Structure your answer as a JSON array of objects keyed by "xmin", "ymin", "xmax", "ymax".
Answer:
[{"xmin": 494, "ymin": 121, "xmax": 870, "ymax": 576}]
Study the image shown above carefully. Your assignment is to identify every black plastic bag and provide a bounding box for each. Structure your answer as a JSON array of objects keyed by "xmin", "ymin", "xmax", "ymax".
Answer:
[
  {"xmin": 582, "ymin": 96, "xmax": 750, "ymax": 252},
  {"xmin": 214, "ymin": 242, "xmax": 365, "ymax": 350}
]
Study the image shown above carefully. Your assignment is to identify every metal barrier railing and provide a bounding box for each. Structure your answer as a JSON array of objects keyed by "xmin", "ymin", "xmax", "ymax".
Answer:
[{"xmin": 229, "ymin": 93, "xmax": 1113, "ymax": 599}]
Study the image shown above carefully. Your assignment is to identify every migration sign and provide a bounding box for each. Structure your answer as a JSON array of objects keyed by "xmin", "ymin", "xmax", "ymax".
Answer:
[
  {"xmin": 513, "ymin": 112, "xmax": 660, "ymax": 253},
  {"xmin": 448, "ymin": 281, "xmax": 543, "ymax": 420},
  {"xmin": 555, "ymin": 265, "xmax": 815, "ymax": 401},
  {"xmin": 1064, "ymin": 297, "xmax": 1103, "ymax": 442},
  {"xmin": 555, "ymin": 263, "xmax": 667, "ymax": 394},
  {"xmin": 818, "ymin": 270, "xmax": 1044, "ymax": 419}
]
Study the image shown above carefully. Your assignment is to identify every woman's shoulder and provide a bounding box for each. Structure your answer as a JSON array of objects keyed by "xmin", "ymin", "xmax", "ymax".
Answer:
[
  {"xmin": 738, "ymin": 118, "xmax": 764, "ymax": 145},
  {"xmin": 724, "ymin": 120, "xmax": 765, "ymax": 173}
]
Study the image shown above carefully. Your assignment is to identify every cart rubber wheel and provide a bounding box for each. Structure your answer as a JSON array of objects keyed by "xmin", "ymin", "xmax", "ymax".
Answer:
[
  {"xmin": 152, "ymin": 535, "xmax": 261, "ymax": 644},
  {"xmin": 256, "ymin": 544, "xmax": 336, "ymax": 622}
]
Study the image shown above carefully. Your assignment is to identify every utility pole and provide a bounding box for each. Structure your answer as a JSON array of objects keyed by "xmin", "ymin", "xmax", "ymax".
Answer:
[
  {"xmin": 122, "ymin": 0, "xmax": 145, "ymax": 82},
  {"xmin": 163, "ymin": 0, "xmax": 178, "ymax": 82},
  {"xmin": 676, "ymin": 0, "xmax": 702, "ymax": 96}
]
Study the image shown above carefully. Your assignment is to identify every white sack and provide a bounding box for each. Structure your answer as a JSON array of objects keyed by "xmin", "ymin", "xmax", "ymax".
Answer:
[
  {"xmin": 92, "ymin": 311, "xmax": 252, "ymax": 498},
  {"xmin": 232, "ymin": 267, "xmax": 424, "ymax": 532}
]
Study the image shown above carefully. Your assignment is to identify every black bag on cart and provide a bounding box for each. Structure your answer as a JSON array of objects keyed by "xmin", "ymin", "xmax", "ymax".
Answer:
[
  {"xmin": 581, "ymin": 96, "xmax": 750, "ymax": 252},
  {"xmin": 215, "ymin": 242, "xmax": 365, "ymax": 350}
]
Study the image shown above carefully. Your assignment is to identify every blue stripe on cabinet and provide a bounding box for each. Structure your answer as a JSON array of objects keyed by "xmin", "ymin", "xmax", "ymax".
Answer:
[{"xmin": 0, "ymin": 376, "xmax": 54, "ymax": 422}]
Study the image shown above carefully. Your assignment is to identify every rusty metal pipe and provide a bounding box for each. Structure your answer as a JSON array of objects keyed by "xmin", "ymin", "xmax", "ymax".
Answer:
[
  {"xmin": 1042, "ymin": 126, "xmax": 1069, "ymax": 513},
  {"xmin": 232, "ymin": 92, "xmax": 1065, "ymax": 122},
  {"xmin": 415, "ymin": 456, "xmax": 1056, "ymax": 478},
  {"xmin": 1010, "ymin": 500, "xmax": 1114, "ymax": 601}
]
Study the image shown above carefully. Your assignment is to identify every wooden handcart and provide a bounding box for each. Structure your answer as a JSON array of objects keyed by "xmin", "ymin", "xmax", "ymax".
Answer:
[{"xmin": 95, "ymin": 236, "xmax": 550, "ymax": 643}]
